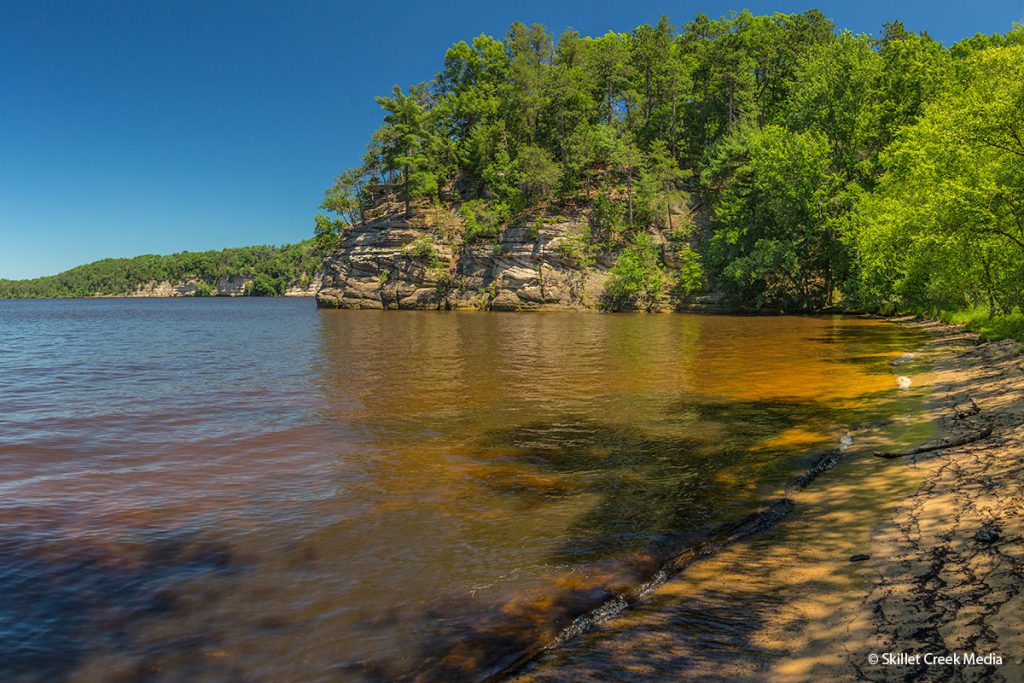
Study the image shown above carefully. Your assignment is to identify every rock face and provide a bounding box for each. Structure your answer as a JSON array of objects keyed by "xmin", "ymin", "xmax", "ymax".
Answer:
[
  {"xmin": 214, "ymin": 276, "xmax": 251, "ymax": 296},
  {"xmin": 127, "ymin": 279, "xmax": 207, "ymax": 297},
  {"xmin": 122, "ymin": 272, "xmax": 322, "ymax": 298},
  {"xmin": 316, "ymin": 216, "xmax": 623, "ymax": 311},
  {"xmin": 284, "ymin": 277, "xmax": 322, "ymax": 297}
]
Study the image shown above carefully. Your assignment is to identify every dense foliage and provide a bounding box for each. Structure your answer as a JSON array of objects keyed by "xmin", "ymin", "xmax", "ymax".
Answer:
[
  {"xmin": 851, "ymin": 45, "xmax": 1024, "ymax": 315},
  {"xmin": 0, "ymin": 241, "xmax": 321, "ymax": 298},
  {"xmin": 315, "ymin": 10, "xmax": 1024, "ymax": 321}
]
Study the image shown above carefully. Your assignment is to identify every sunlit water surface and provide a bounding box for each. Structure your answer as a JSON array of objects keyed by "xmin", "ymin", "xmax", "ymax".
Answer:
[{"xmin": 0, "ymin": 298, "xmax": 929, "ymax": 681}]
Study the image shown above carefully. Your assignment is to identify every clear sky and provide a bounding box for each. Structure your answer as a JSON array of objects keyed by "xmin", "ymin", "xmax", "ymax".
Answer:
[{"xmin": 1, "ymin": 0, "xmax": 1022, "ymax": 279}]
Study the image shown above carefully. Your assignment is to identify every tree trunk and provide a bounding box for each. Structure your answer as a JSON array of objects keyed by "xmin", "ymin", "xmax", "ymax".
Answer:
[
  {"xmin": 627, "ymin": 173, "xmax": 634, "ymax": 225},
  {"xmin": 403, "ymin": 166, "xmax": 410, "ymax": 217}
]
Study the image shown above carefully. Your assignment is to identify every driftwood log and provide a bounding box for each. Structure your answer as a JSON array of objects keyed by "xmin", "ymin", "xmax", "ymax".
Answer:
[{"xmin": 874, "ymin": 426, "xmax": 994, "ymax": 459}]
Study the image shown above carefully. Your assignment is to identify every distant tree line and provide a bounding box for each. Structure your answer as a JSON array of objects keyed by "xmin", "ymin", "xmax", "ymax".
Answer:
[
  {"xmin": 0, "ymin": 241, "xmax": 321, "ymax": 298},
  {"xmin": 314, "ymin": 10, "xmax": 1024, "ymax": 319}
]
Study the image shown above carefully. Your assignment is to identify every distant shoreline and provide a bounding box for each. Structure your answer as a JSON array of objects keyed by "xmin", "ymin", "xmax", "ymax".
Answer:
[
  {"xmin": 0, "ymin": 293, "xmax": 316, "ymax": 300},
  {"xmin": 0, "ymin": 242, "xmax": 322, "ymax": 299}
]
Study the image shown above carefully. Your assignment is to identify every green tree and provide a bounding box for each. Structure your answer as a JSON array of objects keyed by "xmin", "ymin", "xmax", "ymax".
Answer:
[
  {"xmin": 251, "ymin": 273, "xmax": 285, "ymax": 296},
  {"xmin": 374, "ymin": 85, "xmax": 440, "ymax": 215},
  {"xmin": 321, "ymin": 168, "xmax": 367, "ymax": 226},
  {"xmin": 704, "ymin": 125, "xmax": 844, "ymax": 310},
  {"xmin": 312, "ymin": 214, "xmax": 344, "ymax": 256},
  {"xmin": 581, "ymin": 32, "xmax": 630, "ymax": 124},
  {"xmin": 786, "ymin": 32, "xmax": 883, "ymax": 183},
  {"xmin": 874, "ymin": 22, "xmax": 951, "ymax": 152},
  {"xmin": 852, "ymin": 46, "xmax": 1024, "ymax": 314},
  {"xmin": 641, "ymin": 140, "xmax": 691, "ymax": 230},
  {"xmin": 516, "ymin": 145, "xmax": 562, "ymax": 205}
]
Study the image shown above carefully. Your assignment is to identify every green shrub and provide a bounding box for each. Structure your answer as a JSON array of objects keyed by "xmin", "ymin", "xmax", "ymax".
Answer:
[
  {"xmin": 250, "ymin": 273, "xmax": 285, "ymax": 296},
  {"xmin": 516, "ymin": 145, "xmax": 562, "ymax": 206},
  {"xmin": 672, "ymin": 244, "xmax": 704, "ymax": 296},
  {"xmin": 459, "ymin": 200, "xmax": 510, "ymax": 243},
  {"xmin": 604, "ymin": 233, "xmax": 668, "ymax": 311},
  {"xmin": 937, "ymin": 307, "xmax": 1024, "ymax": 342},
  {"xmin": 193, "ymin": 280, "xmax": 214, "ymax": 297},
  {"xmin": 403, "ymin": 236, "xmax": 442, "ymax": 269},
  {"xmin": 590, "ymin": 192, "xmax": 624, "ymax": 237},
  {"xmin": 557, "ymin": 225, "xmax": 595, "ymax": 266}
]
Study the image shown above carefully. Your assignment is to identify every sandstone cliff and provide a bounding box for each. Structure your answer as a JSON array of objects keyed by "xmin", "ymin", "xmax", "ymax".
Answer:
[
  {"xmin": 123, "ymin": 273, "xmax": 322, "ymax": 298},
  {"xmin": 315, "ymin": 213, "xmax": 705, "ymax": 311}
]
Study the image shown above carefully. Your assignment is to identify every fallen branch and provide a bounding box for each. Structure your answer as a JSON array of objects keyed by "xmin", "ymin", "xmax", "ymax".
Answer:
[{"xmin": 874, "ymin": 426, "xmax": 994, "ymax": 459}]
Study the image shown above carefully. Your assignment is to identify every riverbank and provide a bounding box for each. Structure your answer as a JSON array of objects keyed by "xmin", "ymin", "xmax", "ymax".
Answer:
[
  {"xmin": 929, "ymin": 308, "xmax": 1024, "ymax": 343},
  {"xmin": 511, "ymin": 318, "xmax": 1024, "ymax": 682}
]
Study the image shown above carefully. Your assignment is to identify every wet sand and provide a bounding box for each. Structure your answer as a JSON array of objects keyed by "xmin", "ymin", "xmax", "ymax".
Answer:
[{"xmin": 513, "ymin": 319, "xmax": 1024, "ymax": 682}]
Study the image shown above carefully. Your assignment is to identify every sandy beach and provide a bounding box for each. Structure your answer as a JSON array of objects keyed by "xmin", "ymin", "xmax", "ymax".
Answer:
[{"xmin": 513, "ymin": 319, "xmax": 1024, "ymax": 682}]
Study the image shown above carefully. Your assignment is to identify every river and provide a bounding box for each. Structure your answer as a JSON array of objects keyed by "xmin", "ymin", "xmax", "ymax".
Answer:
[{"xmin": 0, "ymin": 298, "xmax": 930, "ymax": 681}]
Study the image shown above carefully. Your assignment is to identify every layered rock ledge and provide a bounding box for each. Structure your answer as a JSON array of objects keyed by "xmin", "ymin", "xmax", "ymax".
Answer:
[
  {"xmin": 315, "ymin": 216, "xmax": 610, "ymax": 310},
  {"xmin": 314, "ymin": 213, "xmax": 713, "ymax": 311},
  {"xmin": 120, "ymin": 274, "xmax": 321, "ymax": 298}
]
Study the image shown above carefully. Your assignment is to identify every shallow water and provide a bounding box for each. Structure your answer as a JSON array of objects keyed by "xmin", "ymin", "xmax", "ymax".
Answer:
[{"xmin": 0, "ymin": 299, "xmax": 929, "ymax": 681}]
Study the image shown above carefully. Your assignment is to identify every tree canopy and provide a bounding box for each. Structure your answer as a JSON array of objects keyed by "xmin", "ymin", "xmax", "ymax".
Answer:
[{"xmin": 314, "ymin": 11, "xmax": 1024, "ymax": 316}]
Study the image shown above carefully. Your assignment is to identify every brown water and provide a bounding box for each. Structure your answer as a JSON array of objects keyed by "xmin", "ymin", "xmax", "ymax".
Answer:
[{"xmin": 0, "ymin": 299, "xmax": 930, "ymax": 681}]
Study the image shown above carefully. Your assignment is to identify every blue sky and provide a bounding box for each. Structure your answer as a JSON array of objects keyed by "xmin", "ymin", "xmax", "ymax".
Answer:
[{"xmin": 1, "ymin": 0, "xmax": 1022, "ymax": 279}]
